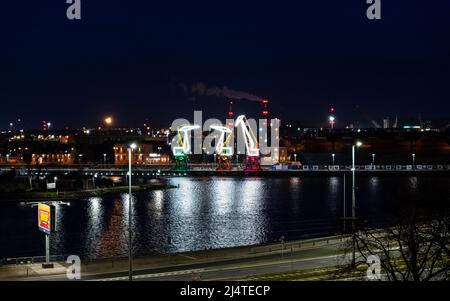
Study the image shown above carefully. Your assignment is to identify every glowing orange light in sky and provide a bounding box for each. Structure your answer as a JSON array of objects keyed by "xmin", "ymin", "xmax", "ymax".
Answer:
[{"xmin": 104, "ymin": 116, "xmax": 113, "ymax": 126}]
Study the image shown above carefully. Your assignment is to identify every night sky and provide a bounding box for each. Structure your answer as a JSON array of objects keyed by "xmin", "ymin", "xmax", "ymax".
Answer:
[{"xmin": 1, "ymin": 0, "xmax": 450, "ymax": 129}]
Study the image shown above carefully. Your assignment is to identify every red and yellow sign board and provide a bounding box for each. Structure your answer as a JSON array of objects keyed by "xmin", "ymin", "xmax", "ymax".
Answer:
[{"xmin": 38, "ymin": 203, "xmax": 51, "ymax": 234}]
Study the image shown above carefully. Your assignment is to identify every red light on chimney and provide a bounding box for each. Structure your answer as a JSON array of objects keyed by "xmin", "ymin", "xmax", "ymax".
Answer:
[
  {"xmin": 262, "ymin": 110, "xmax": 269, "ymax": 116},
  {"xmin": 228, "ymin": 100, "xmax": 234, "ymax": 119},
  {"xmin": 330, "ymin": 107, "xmax": 335, "ymax": 113},
  {"xmin": 262, "ymin": 99, "xmax": 269, "ymax": 104}
]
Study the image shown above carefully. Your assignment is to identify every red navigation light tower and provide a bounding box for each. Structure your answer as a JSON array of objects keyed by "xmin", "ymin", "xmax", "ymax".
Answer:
[
  {"xmin": 328, "ymin": 106, "xmax": 336, "ymax": 129},
  {"xmin": 42, "ymin": 121, "xmax": 49, "ymax": 131},
  {"xmin": 261, "ymin": 99, "xmax": 269, "ymax": 117},
  {"xmin": 227, "ymin": 100, "xmax": 234, "ymax": 119}
]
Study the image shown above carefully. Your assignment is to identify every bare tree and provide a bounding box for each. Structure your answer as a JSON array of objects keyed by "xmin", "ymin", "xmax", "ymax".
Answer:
[
  {"xmin": 340, "ymin": 177, "xmax": 450, "ymax": 281},
  {"xmin": 353, "ymin": 213, "xmax": 450, "ymax": 281}
]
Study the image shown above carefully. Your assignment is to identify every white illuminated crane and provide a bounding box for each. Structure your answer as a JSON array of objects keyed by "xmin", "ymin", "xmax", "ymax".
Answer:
[
  {"xmin": 235, "ymin": 115, "xmax": 259, "ymax": 157},
  {"xmin": 210, "ymin": 125, "xmax": 233, "ymax": 156},
  {"xmin": 172, "ymin": 125, "xmax": 201, "ymax": 157}
]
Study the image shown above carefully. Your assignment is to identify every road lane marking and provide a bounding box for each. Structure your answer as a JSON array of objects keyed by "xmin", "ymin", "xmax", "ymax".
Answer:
[{"xmin": 96, "ymin": 268, "xmax": 206, "ymax": 281}]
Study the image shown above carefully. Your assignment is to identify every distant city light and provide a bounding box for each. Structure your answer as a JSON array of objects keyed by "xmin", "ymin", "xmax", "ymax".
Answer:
[{"xmin": 104, "ymin": 116, "xmax": 113, "ymax": 126}]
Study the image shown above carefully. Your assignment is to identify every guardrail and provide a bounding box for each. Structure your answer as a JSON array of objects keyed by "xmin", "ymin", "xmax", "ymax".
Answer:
[
  {"xmin": 281, "ymin": 164, "xmax": 450, "ymax": 172},
  {"xmin": 2, "ymin": 164, "xmax": 450, "ymax": 178},
  {"xmin": 250, "ymin": 235, "xmax": 351, "ymax": 254},
  {"xmin": 1, "ymin": 254, "xmax": 69, "ymax": 266}
]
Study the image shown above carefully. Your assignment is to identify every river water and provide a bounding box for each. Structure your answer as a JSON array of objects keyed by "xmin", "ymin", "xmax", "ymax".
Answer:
[{"xmin": 0, "ymin": 175, "xmax": 448, "ymax": 259}]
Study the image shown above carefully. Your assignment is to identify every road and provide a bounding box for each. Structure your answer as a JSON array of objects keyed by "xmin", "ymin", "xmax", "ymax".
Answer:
[{"xmin": 23, "ymin": 246, "xmax": 350, "ymax": 281}]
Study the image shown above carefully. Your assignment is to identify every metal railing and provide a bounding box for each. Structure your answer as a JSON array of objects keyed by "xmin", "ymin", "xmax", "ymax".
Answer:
[{"xmin": 1, "ymin": 254, "xmax": 69, "ymax": 266}]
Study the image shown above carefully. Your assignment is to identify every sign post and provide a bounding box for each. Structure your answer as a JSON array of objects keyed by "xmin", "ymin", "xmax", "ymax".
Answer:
[
  {"xmin": 45, "ymin": 233, "xmax": 50, "ymax": 264},
  {"xmin": 38, "ymin": 203, "xmax": 55, "ymax": 268}
]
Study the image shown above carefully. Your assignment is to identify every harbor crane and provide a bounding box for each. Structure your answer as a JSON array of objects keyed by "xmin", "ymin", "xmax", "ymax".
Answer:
[
  {"xmin": 210, "ymin": 125, "xmax": 233, "ymax": 170},
  {"xmin": 172, "ymin": 125, "xmax": 200, "ymax": 170},
  {"xmin": 235, "ymin": 115, "xmax": 261, "ymax": 171}
]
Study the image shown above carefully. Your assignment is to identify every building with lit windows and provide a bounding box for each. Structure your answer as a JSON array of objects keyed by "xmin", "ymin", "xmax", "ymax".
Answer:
[{"xmin": 113, "ymin": 144, "xmax": 170, "ymax": 165}]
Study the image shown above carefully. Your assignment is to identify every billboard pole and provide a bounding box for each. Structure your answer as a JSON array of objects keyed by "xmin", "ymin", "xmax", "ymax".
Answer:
[
  {"xmin": 37, "ymin": 202, "xmax": 55, "ymax": 268},
  {"xmin": 45, "ymin": 233, "xmax": 50, "ymax": 264}
]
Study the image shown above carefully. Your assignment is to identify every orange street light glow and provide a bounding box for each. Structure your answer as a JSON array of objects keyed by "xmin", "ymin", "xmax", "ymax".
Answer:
[{"xmin": 104, "ymin": 117, "xmax": 113, "ymax": 125}]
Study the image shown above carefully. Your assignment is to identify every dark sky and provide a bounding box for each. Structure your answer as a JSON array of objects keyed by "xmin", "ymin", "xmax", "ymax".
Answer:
[{"xmin": 1, "ymin": 0, "xmax": 450, "ymax": 129}]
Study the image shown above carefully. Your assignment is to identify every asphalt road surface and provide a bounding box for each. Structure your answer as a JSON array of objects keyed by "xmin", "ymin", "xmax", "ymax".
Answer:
[{"xmin": 24, "ymin": 250, "xmax": 351, "ymax": 281}]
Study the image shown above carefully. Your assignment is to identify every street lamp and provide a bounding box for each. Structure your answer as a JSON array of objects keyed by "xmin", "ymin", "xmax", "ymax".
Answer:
[
  {"xmin": 332, "ymin": 153, "xmax": 335, "ymax": 165},
  {"xmin": 372, "ymin": 153, "xmax": 375, "ymax": 166},
  {"xmin": 104, "ymin": 116, "xmax": 113, "ymax": 126},
  {"xmin": 412, "ymin": 153, "xmax": 416, "ymax": 168},
  {"xmin": 128, "ymin": 143, "xmax": 137, "ymax": 281},
  {"xmin": 294, "ymin": 153, "xmax": 297, "ymax": 162},
  {"xmin": 54, "ymin": 176, "xmax": 58, "ymax": 195},
  {"xmin": 93, "ymin": 173, "xmax": 98, "ymax": 189},
  {"xmin": 103, "ymin": 153, "xmax": 107, "ymax": 166},
  {"xmin": 351, "ymin": 141, "xmax": 363, "ymax": 266},
  {"xmin": 329, "ymin": 116, "xmax": 335, "ymax": 129}
]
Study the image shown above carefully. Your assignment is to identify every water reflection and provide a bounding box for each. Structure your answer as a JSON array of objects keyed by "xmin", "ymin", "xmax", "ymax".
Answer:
[
  {"xmin": 152, "ymin": 190, "xmax": 164, "ymax": 213},
  {"xmin": 327, "ymin": 177, "xmax": 339, "ymax": 213},
  {"xmin": 94, "ymin": 197, "xmax": 127, "ymax": 258},
  {"xmin": 0, "ymin": 176, "xmax": 448, "ymax": 259}
]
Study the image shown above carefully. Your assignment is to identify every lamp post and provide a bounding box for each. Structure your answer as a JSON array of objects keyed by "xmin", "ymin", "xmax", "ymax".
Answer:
[
  {"xmin": 372, "ymin": 153, "xmax": 375, "ymax": 166},
  {"xmin": 128, "ymin": 143, "xmax": 137, "ymax": 281},
  {"xmin": 93, "ymin": 173, "xmax": 98, "ymax": 189},
  {"xmin": 351, "ymin": 141, "xmax": 362, "ymax": 266},
  {"xmin": 103, "ymin": 153, "xmax": 107, "ymax": 166},
  {"xmin": 332, "ymin": 153, "xmax": 335, "ymax": 165},
  {"xmin": 294, "ymin": 153, "xmax": 297, "ymax": 162},
  {"xmin": 54, "ymin": 177, "xmax": 58, "ymax": 194},
  {"xmin": 412, "ymin": 153, "xmax": 416, "ymax": 168},
  {"xmin": 343, "ymin": 173, "xmax": 346, "ymax": 234},
  {"xmin": 329, "ymin": 116, "xmax": 335, "ymax": 130}
]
